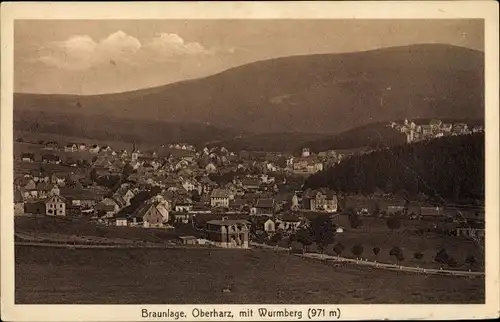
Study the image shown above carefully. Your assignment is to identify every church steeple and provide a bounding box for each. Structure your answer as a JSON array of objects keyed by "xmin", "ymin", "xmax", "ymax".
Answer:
[{"xmin": 131, "ymin": 142, "xmax": 138, "ymax": 162}]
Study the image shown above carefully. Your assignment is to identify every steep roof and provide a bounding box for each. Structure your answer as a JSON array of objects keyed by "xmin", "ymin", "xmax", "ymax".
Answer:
[
  {"xmin": 206, "ymin": 219, "xmax": 250, "ymax": 226},
  {"xmin": 255, "ymin": 198, "xmax": 275, "ymax": 208},
  {"xmin": 211, "ymin": 188, "xmax": 231, "ymax": 198},
  {"xmin": 60, "ymin": 188, "xmax": 98, "ymax": 200},
  {"xmin": 35, "ymin": 182, "xmax": 55, "ymax": 191},
  {"xmin": 45, "ymin": 195, "xmax": 66, "ymax": 203}
]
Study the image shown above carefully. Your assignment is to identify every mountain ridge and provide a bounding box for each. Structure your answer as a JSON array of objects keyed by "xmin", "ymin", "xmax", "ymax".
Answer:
[{"xmin": 15, "ymin": 43, "xmax": 484, "ymax": 134}]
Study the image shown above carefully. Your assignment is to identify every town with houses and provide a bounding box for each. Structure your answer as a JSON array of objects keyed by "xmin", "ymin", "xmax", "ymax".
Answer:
[
  {"xmin": 391, "ymin": 118, "xmax": 484, "ymax": 144},
  {"xmin": 8, "ymin": 16, "xmax": 490, "ymax": 309},
  {"xmin": 14, "ymin": 118, "xmax": 484, "ymax": 249}
]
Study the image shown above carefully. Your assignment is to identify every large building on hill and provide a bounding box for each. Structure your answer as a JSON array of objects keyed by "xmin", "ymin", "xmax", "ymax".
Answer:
[
  {"xmin": 45, "ymin": 195, "xmax": 66, "ymax": 216},
  {"xmin": 205, "ymin": 218, "xmax": 250, "ymax": 248},
  {"xmin": 302, "ymin": 190, "xmax": 338, "ymax": 212},
  {"xmin": 210, "ymin": 189, "xmax": 233, "ymax": 208}
]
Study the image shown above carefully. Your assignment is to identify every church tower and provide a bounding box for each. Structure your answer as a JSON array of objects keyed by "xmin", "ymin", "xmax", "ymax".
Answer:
[{"xmin": 131, "ymin": 142, "xmax": 138, "ymax": 162}]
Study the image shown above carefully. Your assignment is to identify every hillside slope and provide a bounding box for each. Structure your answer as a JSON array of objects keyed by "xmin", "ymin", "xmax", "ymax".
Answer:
[
  {"xmin": 15, "ymin": 44, "xmax": 484, "ymax": 135},
  {"xmin": 14, "ymin": 110, "xmax": 241, "ymax": 147},
  {"xmin": 303, "ymin": 134, "xmax": 484, "ymax": 203}
]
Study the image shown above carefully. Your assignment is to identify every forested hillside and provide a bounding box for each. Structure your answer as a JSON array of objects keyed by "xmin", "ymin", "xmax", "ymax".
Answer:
[{"xmin": 303, "ymin": 134, "xmax": 484, "ymax": 203}]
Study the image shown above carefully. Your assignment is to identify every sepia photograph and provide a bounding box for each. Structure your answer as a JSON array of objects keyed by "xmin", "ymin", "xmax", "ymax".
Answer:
[{"xmin": 1, "ymin": 1, "xmax": 499, "ymax": 321}]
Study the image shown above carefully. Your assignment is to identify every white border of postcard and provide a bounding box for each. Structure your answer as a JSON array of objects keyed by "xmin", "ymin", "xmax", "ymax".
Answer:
[{"xmin": 1, "ymin": 1, "xmax": 499, "ymax": 321}]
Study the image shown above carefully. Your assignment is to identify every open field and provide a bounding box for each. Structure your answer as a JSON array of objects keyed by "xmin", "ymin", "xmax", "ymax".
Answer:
[
  {"xmin": 323, "ymin": 229, "xmax": 484, "ymax": 271},
  {"xmin": 16, "ymin": 215, "xmax": 484, "ymax": 271},
  {"xmin": 15, "ymin": 246, "xmax": 484, "ymax": 304},
  {"xmin": 290, "ymin": 214, "xmax": 484, "ymax": 270},
  {"xmin": 15, "ymin": 216, "xmax": 202, "ymax": 243}
]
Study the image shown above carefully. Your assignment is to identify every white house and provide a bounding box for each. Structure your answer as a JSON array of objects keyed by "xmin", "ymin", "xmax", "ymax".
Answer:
[
  {"xmin": 205, "ymin": 163, "xmax": 217, "ymax": 173},
  {"xmin": 210, "ymin": 189, "xmax": 232, "ymax": 208},
  {"xmin": 64, "ymin": 143, "xmax": 78, "ymax": 152},
  {"xmin": 264, "ymin": 219, "xmax": 276, "ymax": 233},
  {"xmin": 89, "ymin": 145, "xmax": 100, "ymax": 154},
  {"xmin": 45, "ymin": 195, "xmax": 66, "ymax": 216},
  {"xmin": 115, "ymin": 218, "xmax": 128, "ymax": 227}
]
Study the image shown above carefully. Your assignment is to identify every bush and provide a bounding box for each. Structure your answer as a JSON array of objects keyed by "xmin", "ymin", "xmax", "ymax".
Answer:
[
  {"xmin": 333, "ymin": 242, "xmax": 345, "ymax": 257},
  {"xmin": 389, "ymin": 246, "xmax": 402, "ymax": 257},
  {"xmin": 386, "ymin": 217, "xmax": 401, "ymax": 231},
  {"xmin": 413, "ymin": 251, "xmax": 424, "ymax": 260},
  {"xmin": 447, "ymin": 257, "xmax": 458, "ymax": 268},
  {"xmin": 351, "ymin": 244, "xmax": 364, "ymax": 258},
  {"xmin": 465, "ymin": 254, "xmax": 477, "ymax": 267},
  {"xmin": 434, "ymin": 248, "xmax": 449, "ymax": 264}
]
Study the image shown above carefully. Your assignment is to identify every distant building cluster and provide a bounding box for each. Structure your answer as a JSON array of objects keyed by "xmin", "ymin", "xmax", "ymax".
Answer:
[
  {"xmin": 285, "ymin": 148, "xmax": 347, "ymax": 175},
  {"xmin": 390, "ymin": 119, "xmax": 483, "ymax": 144}
]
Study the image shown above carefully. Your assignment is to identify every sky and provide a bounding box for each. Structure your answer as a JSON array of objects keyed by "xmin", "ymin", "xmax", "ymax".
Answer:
[{"xmin": 14, "ymin": 19, "xmax": 484, "ymax": 95}]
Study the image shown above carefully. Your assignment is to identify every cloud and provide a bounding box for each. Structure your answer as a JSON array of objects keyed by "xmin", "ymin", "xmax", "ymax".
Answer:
[{"xmin": 37, "ymin": 31, "xmax": 220, "ymax": 70}]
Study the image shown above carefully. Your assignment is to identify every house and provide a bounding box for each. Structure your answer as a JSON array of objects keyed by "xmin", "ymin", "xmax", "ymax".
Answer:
[
  {"xmin": 173, "ymin": 212, "xmax": 192, "ymax": 224},
  {"xmin": 96, "ymin": 198, "xmax": 120, "ymax": 217},
  {"xmin": 101, "ymin": 145, "xmax": 113, "ymax": 153},
  {"xmin": 155, "ymin": 202, "xmax": 170, "ymax": 223},
  {"xmin": 21, "ymin": 153, "xmax": 35, "ymax": 163},
  {"xmin": 205, "ymin": 218, "xmax": 250, "ymax": 248},
  {"xmin": 472, "ymin": 125, "xmax": 484, "ymax": 133},
  {"xmin": 31, "ymin": 172, "xmax": 50, "ymax": 183},
  {"xmin": 205, "ymin": 162, "xmax": 217, "ymax": 173},
  {"xmin": 429, "ymin": 119, "xmax": 443, "ymax": 130},
  {"xmin": 174, "ymin": 203, "xmax": 193, "ymax": 212},
  {"xmin": 241, "ymin": 178, "xmax": 260, "ymax": 191},
  {"xmin": 252, "ymin": 198, "xmax": 276, "ymax": 216},
  {"xmin": 229, "ymin": 198, "xmax": 248, "ymax": 212},
  {"xmin": 42, "ymin": 154, "xmax": 61, "ymax": 164},
  {"xmin": 78, "ymin": 143, "xmax": 87, "ymax": 151},
  {"xmin": 89, "ymin": 145, "xmax": 100, "ymax": 154},
  {"xmin": 441, "ymin": 123, "xmax": 453, "ymax": 133},
  {"xmin": 44, "ymin": 141, "xmax": 59, "ymax": 150},
  {"xmin": 115, "ymin": 217, "xmax": 128, "ymax": 227},
  {"xmin": 35, "ymin": 182, "xmax": 60, "ymax": 199},
  {"xmin": 113, "ymin": 195, "xmax": 128, "ymax": 209},
  {"xmin": 113, "ymin": 188, "xmax": 135, "ymax": 207},
  {"xmin": 421, "ymin": 125, "xmax": 433, "ymax": 136},
  {"xmin": 420, "ymin": 206, "xmax": 443, "ymax": 217},
  {"xmin": 210, "ymin": 189, "xmax": 232, "ymax": 208},
  {"xmin": 277, "ymin": 214, "xmax": 302, "ymax": 232},
  {"xmin": 61, "ymin": 189, "xmax": 98, "ymax": 208},
  {"xmin": 155, "ymin": 193, "xmax": 173, "ymax": 211},
  {"xmin": 263, "ymin": 218, "xmax": 276, "ymax": 233},
  {"xmin": 182, "ymin": 179, "xmax": 198, "ymax": 192},
  {"xmin": 64, "ymin": 143, "xmax": 78, "ymax": 152},
  {"xmin": 303, "ymin": 191, "xmax": 338, "ymax": 212},
  {"xmin": 387, "ymin": 205, "xmax": 405, "ymax": 215},
  {"xmin": 45, "ymin": 195, "xmax": 66, "ymax": 216},
  {"xmin": 178, "ymin": 236, "xmax": 198, "ymax": 245},
  {"xmin": 129, "ymin": 203, "xmax": 166, "ymax": 228},
  {"xmin": 453, "ymin": 123, "xmax": 470, "ymax": 135}
]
